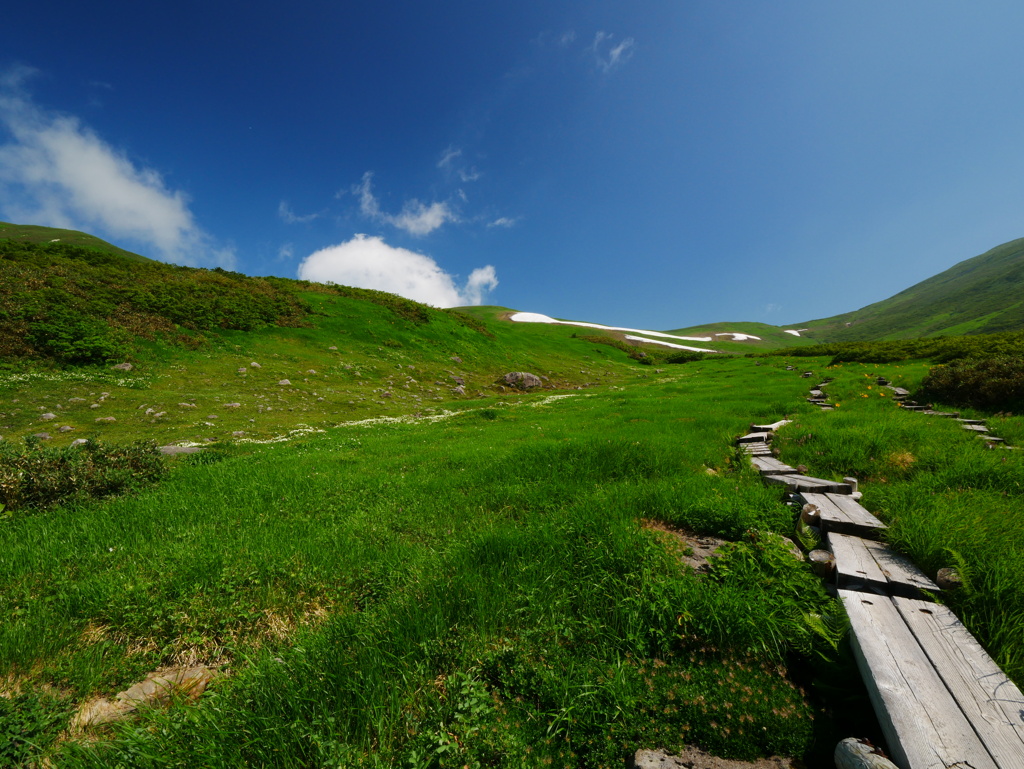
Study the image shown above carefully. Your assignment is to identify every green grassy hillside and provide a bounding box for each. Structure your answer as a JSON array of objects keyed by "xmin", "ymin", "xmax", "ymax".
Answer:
[
  {"xmin": 796, "ymin": 237, "xmax": 1024, "ymax": 341},
  {"xmin": 0, "ymin": 221, "xmax": 153, "ymax": 263}
]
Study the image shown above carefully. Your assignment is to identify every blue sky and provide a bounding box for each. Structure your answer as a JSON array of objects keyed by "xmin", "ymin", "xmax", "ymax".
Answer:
[{"xmin": 3, "ymin": 2, "xmax": 1024, "ymax": 331}]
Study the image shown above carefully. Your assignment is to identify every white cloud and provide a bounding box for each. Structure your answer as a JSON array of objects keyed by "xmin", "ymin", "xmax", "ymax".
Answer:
[
  {"xmin": 437, "ymin": 145, "xmax": 481, "ymax": 183},
  {"xmin": 0, "ymin": 66, "xmax": 231, "ymax": 267},
  {"xmin": 487, "ymin": 217, "xmax": 518, "ymax": 228},
  {"xmin": 278, "ymin": 243, "xmax": 294, "ymax": 260},
  {"xmin": 354, "ymin": 171, "xmax": 457, "ymax": 236},
  {"xmin": 560, "ymin": 30, "xmax": 577, "ymax": 47},
  {"xmin": 296, "ymin": 234, "xmax": 497, "ymax": 307},
  {"xmin": 591, "ymin": 32, "xmax": 635, "ymax": 73},
  {"xmin": 277, "ymin": 200, "xmax": 319, "ymax": 224}
]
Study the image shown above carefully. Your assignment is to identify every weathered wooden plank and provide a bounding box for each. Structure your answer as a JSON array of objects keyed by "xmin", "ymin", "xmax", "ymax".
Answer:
[
  {"xmin": 861, "ymin": 538, "xmax": 939, "ymax": 597},
  {"xmin": 737, "ymin": 432, "xmax": 771, "ymax": 444},
  {"xmin": 893, "ymin": 597, "xmax": 1024, "ymax": 769},
  {"xmin": 962, "ymin": 424, "xmax": 990, "ymax": 433},
  {"xmin": 764, "ymin": 474, "xmax": 853, "ymax": 494},
  {"xmin": 828, "ymin": 532, "xmax": 887, "ymax": 588},
  {"xmin": 921, "ymin": 410, "xmax": 958, "ymax": 418},
  {"xmin": 749, "ymin": 456, "xmax": 798, "ymax": 475},
  {"xmin": 740, "ymin": 444, "xmax": 773, "ymax": 455},
  {"xmin": 838, "ymin": 590, "xmax": 998, "ymax": 769},
  {"xmin": 750, "ymin": 419, "xmax": 792, "ymax": 433},
  {"xmin": 809, "ymin": 389, "xmax": 825, "ymax": 398},
  {"xmin": 800, "ymin": 492, "xmax": 886, "ymax": 538},
  {"xmin": 890, "ymin": 387, "xmax": 910, "ymax": 397},
  {"xmin": 956, "ymin": 418, "xmax": 987, "ymax": 426}
]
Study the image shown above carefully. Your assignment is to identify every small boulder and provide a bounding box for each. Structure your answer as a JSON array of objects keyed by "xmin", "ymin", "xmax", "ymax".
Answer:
[
  {"xmin": 450, "ymin": 356, "xmax": 462, "ymax": 364},
  {"xmin": 452, "ymin": 385, "xmax": 466, "ymax": 396},
  {"xmin": 278, "ymin": 379, "xmax": 291, "ymax": 386},
  {"xmin": 111, "ymin": 362, "xmax": 133, "ymax": 372},
  {"xmin": 95, "ymin": 417, "xmax": 116, "ymax": 424},
  {"xmin": 502, "ymin": 372, "xmax": 542, "ymax": 390},
  {"xmin": 250, "ymin": 362, "xmax": 261, "ymax": 368},
  {"xmin": 223, "ymin": 402, "xmax": 241, "ymax": 408},
  {"xmin": 70, "ymin": 439, "xmax": 89, "ymax": 448},
  {"xmin": 32, "ymin": 432, "xmax": 52, "ymax": 440},
  {"xmin": 450, "ymin": 375, "xmax": 465, "ymax": 386},
  {"xmin": 40, "ymin": 412, "xmax": 56, "ymax": 421},
  {"xmin": 58, "ymin": 425, "xmax": 74, "ymax": 433},
  {"xmin": 328, "ymin": 346, "xmax": 338, "ymax": 351}
]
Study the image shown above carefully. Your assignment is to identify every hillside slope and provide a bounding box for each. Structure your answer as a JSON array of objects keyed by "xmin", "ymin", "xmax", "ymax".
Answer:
[
  {"xmin": 797, "ymin": 237, "xmax": 1024, "ymax": 341},
  {"xmin": 0, "ymin": 221, "xmax": 153, "ymax": 263}
]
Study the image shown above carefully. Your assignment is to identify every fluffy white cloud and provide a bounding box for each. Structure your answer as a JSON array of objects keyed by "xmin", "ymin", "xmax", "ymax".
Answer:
[
  {"xmin": 487, "ymin": 216, "xmax": 518, "ymax": 228},
  {"xmin": 0, "ymin": 67, "xmax": 231, "ymax": 267},
  {"xmin": 355, "ymin": 171, "xmax": 457, "ymax": 236},
  {"xmin": 591, "ymin": 32, "xmax": 635, "ymax": 73},
  {"xmin": 296, "ymin": 234, "xmax": 497, "ymax": 307}
]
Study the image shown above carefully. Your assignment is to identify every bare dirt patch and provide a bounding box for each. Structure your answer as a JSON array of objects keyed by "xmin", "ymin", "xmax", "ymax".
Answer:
[
  {"xmin": 641, "ymin": 519, "xmax": 730, "ymax": 574},
  {"xmin": 631, "ymin": 746, "xmax": 797, "ymax": 769}
]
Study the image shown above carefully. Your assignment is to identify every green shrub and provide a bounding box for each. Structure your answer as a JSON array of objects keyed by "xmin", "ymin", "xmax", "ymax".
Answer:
[
  {"xmin": 664, "ymin": 350, "xmax": 707, "ymax": 364},
  {"xmin": 918, "ymin": 356, "xmax": 1024, "ymax": 412},
  {"xmin": 0, "ymin": 438, "xmax": 167, "ymax": 512}
]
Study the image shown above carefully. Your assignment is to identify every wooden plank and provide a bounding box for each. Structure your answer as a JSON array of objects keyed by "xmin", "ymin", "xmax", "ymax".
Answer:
[
  {"xmin": 809, "ymin": 389, "xmax": 825, "ymax": 398},
  {"xmin": 801, "ymin": 492, "xmax": 886, "ymax": 538},
  {"xmin": 828, "ymin": 532, "xmax": 887, "ymax": 588},
  {"xmin": 764, "ymin": 474, "xmax": 853, "ymax": 494},
  {"xmin": 749, "ymin": 456, "xmax": 798, "ymax": 475},
  {"xmin": 740, "ymin": 444, "xmax": 773, "ymax": 455},
  {"xmin": 957, "ymin": 418, "xmax": 987, "ymax": 426},
  {"xmin": 962, "ymin": 424, "xmax": 990, "ymax": 433},
  {"xmin": 838, "ymin": 590, "xmax": 998, "ymax": 769},
  {"xmin": 894, "ymin": 597, "xmax": 1024, "ymax": 769},
  {"xmin": 890, "ymin": 387, "xmax": 910, "ymax": 396},
  {"xmin": 737, "ymin": 432, "xmax": 771, "ymax": 444},
  {"xmin": 862, "ymin": 538, "xmax": 939, "ymax": 597},
  {"xmin": 750, "ymin": 419, "xmax": 792, "ymax": 432}
]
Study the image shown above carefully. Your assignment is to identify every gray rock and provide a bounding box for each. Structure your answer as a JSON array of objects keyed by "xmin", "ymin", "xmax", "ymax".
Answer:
[
  {"xmin": 232, "ymin": 431, "xmax": 246, "ymax": 438},
  {"xmin": 278, "ymin": 379, "xmax": 291, "ymax": 386},
  {"xmin": 452, "ymin": 385, "xmax": 466, "ymax": 396},
  {"xmin": 40, "ymin": 412, "xmax": 56, "ymax": 421},
  {"xmin": 95, "ymin": 417, "xmax": 116, "ymax": 423},
  {"xmin": 58, "ymin": 425, "xmax": 74, "ymax": 433},
  {"xmin": 32, "ymin": 432, "xmax": 52, "ymax": 440},
  {"xmin": 224, "ymin": 402, "xmax": 241, "ymax": 408},
  {"xmin": 328, "ymin": 346, "xmax": 338, "ymax": 350},
  {"xmin": 450, "ymin": 375, "xmax": 465, "ymax": 386},
  {"xmin": 73, "ymin": 665, "xmax": 213, "ymax": 729},
  {"xmin": 111, "ymin": 362, "xmax": 133, "ymax": 371},
  {"xmin": 503, "ymin": 371, "xmax": 542, "ymax": 389},
  {"xmin": 450, "ymin": 356, "xmax": 462, "ymax": 363},
  {"xmin": 250, "ymin": 362, "xmax": 261, "ymax": 368},
  {"xmin": 70, "ymin": 439, "xmax": 89, "ymax": 447},
  {"xmin": 159, "ymin": 445, "xmax": 202, "ymax": 455}
]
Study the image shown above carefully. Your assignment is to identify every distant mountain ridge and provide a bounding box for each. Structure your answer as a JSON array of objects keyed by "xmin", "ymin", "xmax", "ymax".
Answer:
[{"xmin": 795, "ymin": 237, "xmax": 1024, "ymax": 341}]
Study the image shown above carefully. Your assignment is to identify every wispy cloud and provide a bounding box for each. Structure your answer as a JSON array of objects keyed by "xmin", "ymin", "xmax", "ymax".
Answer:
[
  {"xmin": 438, "ymin": 145, "xmax": 481, "ymax": 183},
  {"xmin": 354, "ymin": 171, "xmax": 457, "ymax": 236},
  {"xmin": 277, "ymin": 200, "xmax": 319, "ymax": 224},
  {"xmin": 0, "ymin": 66, "xmax": 231, "ymax": 267},
  {"xmin": 487, "ymin": 216, "xmax": 518, "ymax": 228},
  {"xmin": 591, "ymin": 32, "xmax": 635, "ymax": 74},
  {"xmin": 296, "ymin": 234, "xmax": 497, "ymax": 307},
  {"xmin": 278, "ymin": 243, "xmax": 294, "ymax": 260},
  {"xmin": 560, "ymin": 30, "xmax": 577, "ymax": 47}
]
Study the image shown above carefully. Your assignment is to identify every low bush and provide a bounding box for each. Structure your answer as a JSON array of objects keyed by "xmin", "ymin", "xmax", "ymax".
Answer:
[
  {"xmin": 918, "ymin": 355, "xmax": 1024, "ymax": 412},
  {"xmin": 0, "ymin": 437, "xmax": 167, "ymax": 512}
]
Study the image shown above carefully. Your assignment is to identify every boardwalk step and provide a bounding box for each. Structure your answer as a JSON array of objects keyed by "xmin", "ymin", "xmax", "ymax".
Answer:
[
  {"xmin": 839, "ymin": 590, "xmax": 999, "ymax": 769},
  {"xmin": 827, "ymin": 532, "xmax": 937, "ymax": 597},
  {"xmin": 799, "ymin": 492, "xmax": 886, "ymax": 538},
  {"xmin": 764, "ymin": 474, "xmax": 853, "ymax": 494},
  {"xmin": 749, "ymin": 456, "xmax": 798, "ymax": 475}
]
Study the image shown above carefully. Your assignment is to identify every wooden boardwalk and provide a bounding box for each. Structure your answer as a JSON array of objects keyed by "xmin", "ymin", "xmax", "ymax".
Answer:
[{"xmin": 738, "ymin": 391, "xmax": 1024, "ymax": 768}]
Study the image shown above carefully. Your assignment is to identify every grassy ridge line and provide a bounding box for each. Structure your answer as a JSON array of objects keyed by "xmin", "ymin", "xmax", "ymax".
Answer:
[
  {"xmin": 0, "ymin": 221, "xmax": 152, "ymax": 263},
  {"xmin": 795, "ymin": 237, "xmax": 1024, "ymax": 341},
  {"xmin": 3, "ymin": 359, "xmax": 851, "ymax": 767}
]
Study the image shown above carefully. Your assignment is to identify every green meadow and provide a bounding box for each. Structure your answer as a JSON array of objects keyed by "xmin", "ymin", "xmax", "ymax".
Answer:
[{"xmin": 3, "ymin": 350, "xmax": 1022, "ymax": 767}]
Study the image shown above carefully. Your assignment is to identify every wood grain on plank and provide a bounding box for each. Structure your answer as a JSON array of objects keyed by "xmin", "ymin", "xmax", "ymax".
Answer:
[
  {"xmin": 749, "ymin": 456, "xmax": 798, "ymax": 475},
  {"xmin": 838, "ymin": 590, "xmax": 998, "ymax": 769},
  {"xmin": 894, "ymin": 597, "xmax": 1024, "ymax": 769},
  {"xmin": 800, "ymin": 493, "xmax": 886, "ymax": 537},
  {"xmin": 764, "ymin": 475, "xmax": 853, "ymax": 493},
  {"xmin": 863, "ymin": 540, "xmax": 938, "ymax": 595},
  {"xmin": 828, "ymin": 532, "xmax": 887, "ymax": 587}
]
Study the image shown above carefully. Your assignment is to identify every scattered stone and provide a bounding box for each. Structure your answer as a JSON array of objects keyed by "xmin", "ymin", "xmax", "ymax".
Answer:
[
  {"xmin": 90, "ymin": 403, "xmax": 100, "ymax": 409},
  {"xmin": 238, "ymin": 367, "xmax": 248, "ymax": 374},
  {"xmin": 40, "ymin": 412, "xmax": 56, "ymax": 421},
  {"xmin": 73, "ymin": 665, "xmax": 214, "ymax": 729},
  {"xmin": 250, "ymin": 362, "xmax": 261, "ymax": 368},
  {"xmin": 381, "ymin": 391, "xmax": 392, "ymax": 398},
  {"xmin": 278, "ymin": 379, "xmax": 291, "ymax": 386},
  {"xmin": 307, "ymin": 369, "xmax": 316, "ymax": 375},
  {"xmin": 223, "ymin": 403, "xmax": 241, "ymax": 408},
  {"xmin": 95, "ymin": 417, "xmax": 116, "ymax": 423},
  {"xmin": 59, "ymin": 425, "xmax": 74, "ymax": 433},
  {"xmin": 111, "ymin": 362, "xmax": 133, "ymax": 371},
  {"xmin": 179, "ymin": 403, "xmax": 197, "ymax": 408},
  {"xmin": 159, "ymin": 445, "xmax": 202, "ymax": 455},
  {"xmin": 450, "ymin": 375, "xmax": 465, "ymax": 386},
  {"xmin": 69, "ymin": 397, "xmax": 85, "ymax": 403},
  {"xmin": 70, "ymin": 439, "xmax": 89, "ymax": 448},
  {"xmin": 502, "ymin": 371, "xmax": 542, "ymax": 390},
  {"xmin": 631, "ymin": 747, "xmax": 796, "ymax": 769},
  {"xmin": 452, "ymin": 385, "xmax": 466, "ymax": 396},
  {"xmin": 450, "ymin": 356, "xmax": 462, "ymax": 363},
  {"xmin": 936, "ymin": 567, "xmax": 962, "ymax": 590},
  {"xmin": 207, "ymin": 414, "xmax": 218, "ymax": 420},
  {"xmin": 32, "ymin": 432, "xmax": 52, "ymax": 440},
  {"xmin": 153, "ymin": 412, "xmax": 166, "ymax": 418},
  {"xmin": 232, "ymin": 431, "xmax": 246, "ymax": 438},
  {"xmin": 328, "ymin": 346, "xmax": 338, "ymax": 350}
]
